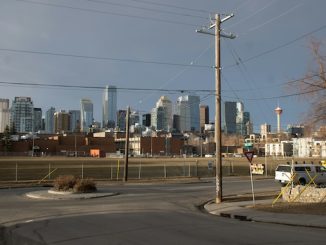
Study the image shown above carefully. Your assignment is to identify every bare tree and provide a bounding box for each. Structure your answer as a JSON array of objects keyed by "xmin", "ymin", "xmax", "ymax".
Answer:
[{"xmin": 294, "ymin": 39, "xmax": 326, "ymax": 129}]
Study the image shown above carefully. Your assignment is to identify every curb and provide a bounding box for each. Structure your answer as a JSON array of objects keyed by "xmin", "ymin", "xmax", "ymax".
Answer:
[
  {"xmin": 25, "ymin": 190, "xmax": 118, "ymax": 200},
  {"xmin": 204, "ymin": 201, "xmax": 326, "ymax": 229}
]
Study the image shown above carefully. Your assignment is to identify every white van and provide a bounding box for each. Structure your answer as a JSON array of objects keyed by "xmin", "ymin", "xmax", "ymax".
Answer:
[{"xmin": 275, "ymin": 163, "xmax": 326, "ymax": 186}]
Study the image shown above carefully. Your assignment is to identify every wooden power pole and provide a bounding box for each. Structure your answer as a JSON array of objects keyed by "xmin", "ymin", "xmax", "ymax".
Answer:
[{"xmin": 196, "ymin": 13, "xmax": 235, "ymax": 203}]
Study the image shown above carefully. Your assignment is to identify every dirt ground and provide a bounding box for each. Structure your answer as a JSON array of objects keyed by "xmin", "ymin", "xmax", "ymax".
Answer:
[
  {"xmin": 223, "ymin": 193, "xmax": 326, "ymax": 215},
  {"xmin": 254, "ymin": 202, "xmax": 326, "ymax": 215}
]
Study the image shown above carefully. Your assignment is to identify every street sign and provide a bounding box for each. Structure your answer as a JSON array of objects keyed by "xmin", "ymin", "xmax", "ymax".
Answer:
[
  {"xmin": 250, "ymin": 163, "xmax": 265, "ymax": 175},
  {"xmin": 244, "ymin": 151, "xmax": 256, "ymax": 207},
  {"xmin": 244, "ymin": 151, "xmax": 254, "ymax": 163}
]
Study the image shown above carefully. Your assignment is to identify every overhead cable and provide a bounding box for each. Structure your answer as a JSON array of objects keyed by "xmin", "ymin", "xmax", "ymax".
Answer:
[{"xmin": 0, "ymin": 47, "xmax": 211, "ymax": 68}]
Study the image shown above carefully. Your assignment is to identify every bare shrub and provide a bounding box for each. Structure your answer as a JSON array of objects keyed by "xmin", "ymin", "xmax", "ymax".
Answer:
[
  {"xmin": 53, "ymin": 175, "xmax": 77, "ymax": 192},
  {"xmin": 73, "ymin": 178, "xmax": 97, "ymax": 193}
]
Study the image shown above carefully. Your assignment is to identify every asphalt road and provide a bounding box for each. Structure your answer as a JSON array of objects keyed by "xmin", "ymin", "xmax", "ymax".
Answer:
[{"xmin": 1, "ymin": 177, "xmax": 325, "ymax": 244}]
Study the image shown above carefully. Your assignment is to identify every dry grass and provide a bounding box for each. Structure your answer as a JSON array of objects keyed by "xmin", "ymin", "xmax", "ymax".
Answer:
[
  {"xmin": 53, "ymin": 175, "xmax": 97, "ymax": 193},
  {"xmin": 254, "ymin": 202, "xmax": 326, "ymax": 215},
  {"xmin": 73, "ymin": 178, "xmax": 97, "ymax": 193},
  {"xmin": 53, "ymin": 175, "xmax": 77, "ymax": 192}
]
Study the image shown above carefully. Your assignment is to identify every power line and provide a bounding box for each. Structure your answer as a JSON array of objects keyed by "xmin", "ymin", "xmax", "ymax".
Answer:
[
  {"xmin": 221, "ymin": 72, "xmax": 326, "ymax": 92},
  {"xmin": 0, "ymin": 80, "xmax": 214, "ymax": 93},
  {"xmin": 225, "ymin": 24, "xmax": 326, "ymax": 69},
  {"xmin": 16, "ymin": 0, "xmax": 198, "ymax": 27},
  {"xmin": 137, "ymin": 41, "xmax": 214, "ymax": 104},
  {"xmin": 0, "ymin": 47, "xmax": 212, "ymax": 68},
  {"xmin": 226, "ymin": 0, "xmax": 278, "ymax": 29},
  {"xmin": 87, "ymin": 0, "xmax": 208, "ymax": 20},
  {"xmin": 224, "ymin": 40, "xmax": 272, "ymax": 120},
  {"xmin": 247, "ymin": 1, "xmax": 304, "ymax": 32},
  {"xmin": 126, "ymin": 0, "xmax": 209, "ymax": 14},
  {"xmin": 226, "ymin": 87, "xmax": 325, "ymax": 101}
]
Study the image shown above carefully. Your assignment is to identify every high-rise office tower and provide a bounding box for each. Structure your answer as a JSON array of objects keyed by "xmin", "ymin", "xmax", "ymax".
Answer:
[
  {"xmin": 10, "ymin": 97, "xmax": 34, "ymax": 133},
  {"xmin": 235, "ymin": 102, "xmax": 244, "ymax": 135},
  {"xmin": 33, "ymin": 108, "xmax": 42, "ymax": 132},
  {"xmin": 130, "ymin": 111, "xmax": 140, "ymax": 126},
  {"xmin": 223, "ymin": 101, "xmax": 245, "ymax": 135},
  {"xmin": 117, "ymin": 110, "xmax": 127, "ymax": 130},
  {"xmin": 200, "ymin": 105, "xmax": 209, "ymax": 133},
  {"xmin": 102, "ymin": 85, "xmax": 117, "ymax": 128},
  {"xmin": 151, "ymin": 107, "xmax": 165, "ymax": 131},
  {"xmin": 0, "ymin": 99, "xmax": 10, "ymax": 133},
  {"xmin": 155, "ymin": 96, "xmax": 172, "ymax": 131},
  {"xmin": 69, "ymin": 110, "xmax": 81, "ymax": 132},
  {"xmin": 243, "ymin": 111, "xmax": 251, "ymax": 135},
  {"xmin": 54, "ymin": 110, "xmax": 70, "ymax": 133},
  {"xmin": 142, "ymin": 113, "xmax": 151, "ymax": 127},
  {"xmin": 45, "ymin": 107, "xmax": 55, "ymax": 133},
  {"xmin": 176, "ymin": 95, "xmax": 200, "ymax": 132},
  {"xmin": 81, "ymin": 98, "xmax": 93, "ymax": 132},
  {"xmin": 222, "ymin": 101, "xmax": 251, "ymax": 135}
]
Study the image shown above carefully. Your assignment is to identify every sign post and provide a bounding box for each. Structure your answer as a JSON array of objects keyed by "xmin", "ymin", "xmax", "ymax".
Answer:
[{"xmin": 244, "ymin": 151, "xmax": 255, "ymax": 207}]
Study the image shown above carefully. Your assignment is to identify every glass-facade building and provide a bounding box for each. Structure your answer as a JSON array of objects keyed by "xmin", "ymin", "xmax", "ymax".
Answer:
[
  {"xmin": 222, "ymin": 101, "xmax": 250, "ymax": 135},
  {"xmin": 69, "ymin": 110, "xmax": 81, "ymax": 132},
  {"xmin": 10, "ymin": 97, "xmax": 34, "ymax": 133},
  {"xmin": 81, "ymin": 98, "xmax": 93, "ymax": 132},
  {"xmin": 45, "ymin": 107, "xmax": 55, "ymax": 133},
  {"xmin": 176, "ymin": 95, "xmax": 200, "ymax": 132},
  {"xmin": 102, "ymin": 85, "xmax": 117, "ymax": 129},
  {"xmin": 33, "ymin": 108, "xmax": 42, "ymax": 132}
]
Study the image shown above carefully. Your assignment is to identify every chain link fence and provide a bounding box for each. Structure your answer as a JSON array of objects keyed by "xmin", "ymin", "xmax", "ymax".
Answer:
[{"xmin": 0, "ymin": 158, "xmax": 261, "ymax": 182}]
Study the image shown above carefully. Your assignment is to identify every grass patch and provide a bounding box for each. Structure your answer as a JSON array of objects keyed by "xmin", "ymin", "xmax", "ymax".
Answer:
[{"xmin": 53, "ymin": 175, "xmax": 97, "ymax": 193}]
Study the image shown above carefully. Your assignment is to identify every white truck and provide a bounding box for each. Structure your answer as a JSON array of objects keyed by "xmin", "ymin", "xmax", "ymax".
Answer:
[{"xmin": 275, "ymin": 163, "xmax": 326, "ymax": 186}]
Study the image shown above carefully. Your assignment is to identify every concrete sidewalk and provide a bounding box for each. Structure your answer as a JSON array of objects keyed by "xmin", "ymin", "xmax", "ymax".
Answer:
[{"xmin": 204, "ymin": 199, "xmax": 326, "ymax": 229}]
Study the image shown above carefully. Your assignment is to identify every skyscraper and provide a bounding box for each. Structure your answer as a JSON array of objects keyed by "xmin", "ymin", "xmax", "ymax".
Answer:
[
  {"xmin": 45, "ymin": 107, "xmax": 55, "ymax": 133},
  {"xmin": 222, "ymin": 101, "xmax": 250, "ymax": 135},
  {"xmin": 33, "ymin": 108, "xmax": 42, "ymax": 132},
  {"xmin": 117, "ymin": 110, "xmax": 126, "ymax": 130},
  {"xmin": 0, "ymin": 99, "xmax": 10, "ymax": 133},
  {"xmin": 200, "ymin": 105, "xmax": 209, "ymax": 133},
  {"xmin": 235, "ymin": 102, "xmax": 244, "ymax": 135},
  {"xmin": 130, "ymin": 110, "xmax": 140, "ymax": 126},
  {"xmin": 151, "ymin": 107, "xmax": 165, "ymax": 131},
  {"xmin": 54, "ymin": 110, "xmax": 70, "ymax": 133},
  {"xmin": 142, "ymin": 113, "xmax": 151, "ymax": 127},
  {"xmin": 81, "ymin": 98, "xmax": 93, "ymax": 132},
  {"xmin": 69, "ymin": 110, "xmax": 81, "ymax": 132},
  {"xmin": 155, "ymin": 96, "xmax": 172, "ymax": 131},
  {"xmin": 176, "ymin": 95, "xmax": 200, "ymax": 132},
  {"xmin": 102, "ymin": 85, "xmax": 117, "ymax": 128},
  {"xmin": 10, "ymin": 97, "xmax": 34, "ymax": 133},
  {"xmin": 243, "ymin": 111, "xmax": 251, "ymax": 135}
]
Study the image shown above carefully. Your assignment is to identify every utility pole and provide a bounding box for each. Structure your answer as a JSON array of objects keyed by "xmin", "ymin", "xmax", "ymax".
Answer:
[
  {"xmin": 197, "ymin": 13, "xmax": 235, "ymax": 203},
  {"xmin": 124, "ymin": 106, "xmax": 130, "ymax": 182}
]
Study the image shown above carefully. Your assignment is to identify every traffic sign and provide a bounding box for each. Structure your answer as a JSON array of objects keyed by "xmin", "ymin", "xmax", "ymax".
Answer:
[{"xmin": 244, "ymin": 151, "xmax": 254, "ymax": 163}]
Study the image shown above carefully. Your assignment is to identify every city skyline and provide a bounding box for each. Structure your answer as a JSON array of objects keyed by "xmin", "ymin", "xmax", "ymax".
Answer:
[
  {"xmin": 0, "ymin": 93, "xmax": 304, "ymax": 135},
  {"xmin": 0, "ymin": 1, "xmax": 325, "ymax": 133}
]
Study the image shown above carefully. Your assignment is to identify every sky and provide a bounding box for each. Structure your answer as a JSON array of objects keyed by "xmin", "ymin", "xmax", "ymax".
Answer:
[{"xmin": 0, "ymin": 0, "xmax": 325, "ymax": 132}]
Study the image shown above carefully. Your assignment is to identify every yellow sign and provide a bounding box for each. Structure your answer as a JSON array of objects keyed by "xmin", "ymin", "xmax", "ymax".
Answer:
[
  {"xmin": 250, "ymin": 163, "xmax": 265, "ymax": 175},
  {"xmin": 321, "ymin": 160, "xmax": 326, "ymax": 167}
]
